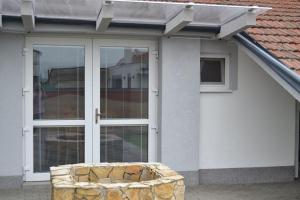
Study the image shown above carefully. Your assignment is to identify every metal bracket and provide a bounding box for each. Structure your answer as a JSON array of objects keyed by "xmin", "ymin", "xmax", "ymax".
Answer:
[
  {"xmin": 22, "ymin": 87, "xmax": 31, "ymax": 96},
  {"xmin": 22, "ymin": 165, "xmax": 30, "ymax": 175},
  {"xmin": 22, "ymin": 127, "xmax": 30, "ymax": 136},
  {"xmin": 151, "ymin": 127, "xmax": 159, "ymax": 134},
  {"xmin": 152, "ymin": 89, "xmax": 159, "ymax": 96},
  {"xmin": 152, "ymin": 50, "xmax": 159, "ymax": 60},
  {"xmin": 22, "ymin": 48, "xmax": 29, "ymax": 56}
]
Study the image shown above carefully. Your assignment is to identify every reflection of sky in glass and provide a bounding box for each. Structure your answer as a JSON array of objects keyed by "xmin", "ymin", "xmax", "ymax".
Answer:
[{"xmin": 33, "ymin": 45, "xmax": 84, "ymax": 81}]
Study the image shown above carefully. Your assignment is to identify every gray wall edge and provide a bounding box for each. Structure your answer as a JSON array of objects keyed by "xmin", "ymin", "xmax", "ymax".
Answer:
[{"xmin": 199, "ymin": 166, "xmax": 295, "ymax": 184}]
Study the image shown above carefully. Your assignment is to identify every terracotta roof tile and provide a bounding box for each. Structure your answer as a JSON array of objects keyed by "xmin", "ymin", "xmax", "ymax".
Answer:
[{"xmin": 174, "ymin": 0, "xmax": 300, "ymax": 75}]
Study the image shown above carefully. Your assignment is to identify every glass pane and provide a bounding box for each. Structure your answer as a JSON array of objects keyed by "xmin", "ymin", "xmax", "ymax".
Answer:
[
  {"xmin": 33, "ymin": 127, "xmax": 84, "ymax": 172},
  {"xmin": 100, "ymin": 47, "xmax": 148, "ymax": 119},
  {"xmin": 100, "ymin": 126, "xmax": 148, "ymax": 162},
  {"xmin": 200, "ymin": 58, "xmax": 225, "ymax": 84},
  {"xmin": 33, "ymin": 45, "xmax": 85, "ymax": 120}
]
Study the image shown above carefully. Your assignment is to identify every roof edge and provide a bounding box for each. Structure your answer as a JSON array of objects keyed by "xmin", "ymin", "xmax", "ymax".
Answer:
[{"xmin": 233, "ymin": 32, "xmax": 300, "ymax": 94}]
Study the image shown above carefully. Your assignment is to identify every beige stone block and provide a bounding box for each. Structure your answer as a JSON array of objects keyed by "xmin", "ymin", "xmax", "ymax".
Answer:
[
  {"xmin": 51, "ymin": 168, "xmax": 70, "ymax": 176},
  {"xmin": 125, "ymin": 188, "xmax": 140, "ymax": 200},
  {"xmin": 124, "ymin": 173, "xmax": 140, "ymax": 181},
  {"xmin": 91, "ymin": 166, "xmax": 113, "ymax": 179},
  {"xmin": 139, "ymin": 188, "xmax": 153, "ymax": 200},
  {"xmin": 106, "ymin": 189, "xmax": 122, "ymax": 200},
  {"xmin": 109, "ymin": 167, "xmax": 125, "ymax": 180},
  {"xmin": 174, "ymin": 184, "xmax": 185, "ymax": 200},
  {"xmin": 52, "ymin": 188, "xmax": 74, "ymax": 200},
  {"xmin": 89, "ymin": 170, "xmax": 99, "ymax": 182},
  {"xmin": 76, "ymin": 188, "xmax": 101, "ymax": 196},
  {"xmin": 75, "ymin": 167, "xmax": 90, "ymax": 175},
  {"xmin": 125, "ymin": 165, "xmax": 143, "ymax": 174},
  {"xmin": 78, "ymin": 175, "xmax": 89, "ymax": 182},
  {"xmin": 155, "ymin": 183, "xmax": 174, "ymax": 199}
]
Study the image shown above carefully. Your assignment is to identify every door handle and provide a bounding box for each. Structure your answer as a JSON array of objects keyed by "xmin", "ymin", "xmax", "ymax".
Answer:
[{"xmin": 95, "ymin": 108, "xmax": 102, "ymax": 124}]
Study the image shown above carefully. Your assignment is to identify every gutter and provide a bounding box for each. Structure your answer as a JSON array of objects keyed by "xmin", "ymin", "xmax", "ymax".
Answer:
[{"xmin": 234, "ymin": 32, "xmax": 300, "ymax": 94}]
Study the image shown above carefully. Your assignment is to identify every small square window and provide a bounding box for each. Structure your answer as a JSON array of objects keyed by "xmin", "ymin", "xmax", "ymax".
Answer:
[{"xmin": 200, "ymin": 58, "xmax": 225, "ymax": 84}]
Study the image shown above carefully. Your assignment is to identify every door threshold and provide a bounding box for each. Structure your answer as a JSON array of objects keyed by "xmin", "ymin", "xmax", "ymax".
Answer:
[{"xmin": 23, "ymin": 181, "xmax": 50, "ymax": 187}]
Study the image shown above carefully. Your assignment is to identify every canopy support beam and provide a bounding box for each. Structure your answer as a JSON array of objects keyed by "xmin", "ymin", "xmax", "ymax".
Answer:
[
  {"xmin": 96, "ymin": 2, "xmax": 114, "ymax": 32},
  {"xmin": 164, "ymin": 6, "xmax": 194, "ymax": 35},
  {"xmin": 217, "ymin": 12, "xmax": 256, "ymax": 39},
  {"xmin": 21, "ymin": 0, "xmax": 35, "ymax": 32}
]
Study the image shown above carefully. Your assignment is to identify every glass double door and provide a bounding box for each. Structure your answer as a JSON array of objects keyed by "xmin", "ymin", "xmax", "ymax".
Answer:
[{"xmin": 24, "ymin": 38, "xmax": 157, "ymax": 181}]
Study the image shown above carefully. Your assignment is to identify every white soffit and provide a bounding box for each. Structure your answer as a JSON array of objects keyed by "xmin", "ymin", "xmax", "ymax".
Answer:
[{"xmin": 1, "ymin": 0, "xmax": 270, "ymax": 29}]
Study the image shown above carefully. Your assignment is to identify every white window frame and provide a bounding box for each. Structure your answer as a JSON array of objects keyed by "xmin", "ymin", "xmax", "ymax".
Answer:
[
  {"xmin": 24, "ymin": 37, "xmax": 93, "ymax": 181},
  {"xmin": 200, "ymin": 53, "xmax": 231, "ymax": 93}
]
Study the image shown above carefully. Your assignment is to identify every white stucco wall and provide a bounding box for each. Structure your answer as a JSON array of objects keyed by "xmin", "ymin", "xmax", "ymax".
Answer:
[
  {"xmin": 0, "ymin": 33, "xmax": 24, "ymax": 176},
  {"xmin": 199, "ymin": 41, "xmax": 296, "ymax": 169},
  {"xmin": 159, "ymin": 37, "xmax": 200, "ymax": 172}
]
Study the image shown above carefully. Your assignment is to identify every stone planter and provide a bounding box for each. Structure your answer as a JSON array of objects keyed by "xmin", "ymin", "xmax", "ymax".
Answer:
[{"xmin": 50, "ymin": 163, "xmax": 185, "ymax": 200}]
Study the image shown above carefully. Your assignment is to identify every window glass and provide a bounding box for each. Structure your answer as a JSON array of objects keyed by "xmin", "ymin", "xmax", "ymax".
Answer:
[
  {"xmin": 100, "ymin": 126, "xmax": 148, "ymax": 162},
  {"xmin": 200, "ymin": 58, "xmax": 225, "ymax": 84},
  {"xmin": 33, "ymin": 127, "xmax": 84, "ymax": 172},
  {"xmin": 33, "ymin": 45, "xmax": 85, "ymax": 120},
  {"xmin": 100, "ymin": 47, "xmax": 148, "ymax": 119}
]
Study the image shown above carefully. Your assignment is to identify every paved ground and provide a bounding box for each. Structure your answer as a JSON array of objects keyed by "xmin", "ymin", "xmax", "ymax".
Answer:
[{"xmin": 0, "ymin": 181, "xmax": 299, "ymax": 200}]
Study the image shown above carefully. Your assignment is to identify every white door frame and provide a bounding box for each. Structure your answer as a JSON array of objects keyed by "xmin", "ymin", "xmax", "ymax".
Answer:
[
  {"xmin": 92, "ymin": 39, "xmax": 158, "ymax": 163},
  {"xmin": 24, "ymin": 37, "xmax": 93, "ymax": 181},
  {"xmin": 24, "ymin": 37, "xmax": 158, "ymax": 181}
]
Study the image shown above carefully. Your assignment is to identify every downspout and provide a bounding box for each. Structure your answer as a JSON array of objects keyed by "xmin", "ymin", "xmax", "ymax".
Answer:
[{"xmin": 233, "ymin": 33, "xmax": 300, "ymax": 94}]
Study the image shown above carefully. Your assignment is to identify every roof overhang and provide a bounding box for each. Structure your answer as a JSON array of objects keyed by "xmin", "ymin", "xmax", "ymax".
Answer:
[
  {"xmin": 1, "ymin": 0, "xmax": 270, "ymax": 37},
  {"xmin": 234, "ymin": 33, "xmax": 300, "ymax": 101}
]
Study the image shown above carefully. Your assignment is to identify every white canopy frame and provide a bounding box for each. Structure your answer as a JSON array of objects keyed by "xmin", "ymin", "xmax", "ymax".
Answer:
[{"xmin": 1, "ymin": 0, "xmax": 270, "ymax": 37}]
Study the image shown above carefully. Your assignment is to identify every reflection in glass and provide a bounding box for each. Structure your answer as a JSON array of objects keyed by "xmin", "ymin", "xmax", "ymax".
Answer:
[
  {"xmin": 100, "ymin": 126, "xmax": 148, "ymax": 162},
  {"xmin": 100, "ymin": 47, "xmax": 149, "ymax": 119},
  {"xmin": 200, "ymin": 58, "xmax": 225, "ymax": 84},
  {"xmin": 33, "ymin": 127, "xmax": 84, "ymax": 172},
  {"xmin": 33, "ymin": 45, "xmax": 85, "ymax": 120}
]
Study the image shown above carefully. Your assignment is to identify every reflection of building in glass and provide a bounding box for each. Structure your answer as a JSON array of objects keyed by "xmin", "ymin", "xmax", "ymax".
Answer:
[
  {"xmin": 101, "ymin": 49, "xmax": 149, "ymax": 89},
  {"xmin": 33, "ymin": 47, "xmax": 85, "ymax": 119},
  {"xmin": 100, "ymin": 48, "xmax": 149, "ymax": 118}
]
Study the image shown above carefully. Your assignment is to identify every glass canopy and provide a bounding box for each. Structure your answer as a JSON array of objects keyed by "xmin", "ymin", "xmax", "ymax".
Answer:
[{"xmin": 1, "ymin": 0, "xmax": 270, "ymax": 26}]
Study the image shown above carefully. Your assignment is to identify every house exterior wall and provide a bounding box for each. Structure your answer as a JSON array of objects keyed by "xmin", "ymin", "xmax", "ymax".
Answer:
[
  {"xmin": 0, "ymin": 34, "xmax": 296, "ymax": 187},
  {"xmin": 0, "ymin": 33, "xmax": 24, "ymax": 188},
  {"xmin": 200, "ymin": 41, "xmax": 295, "ymax": 168},
  {"xmin": 198, "ymin": 40, "xmax": 296, "ymax": 183}
]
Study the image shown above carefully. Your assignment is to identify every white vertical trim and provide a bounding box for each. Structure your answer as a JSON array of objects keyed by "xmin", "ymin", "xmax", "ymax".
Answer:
[
  {"xmin": 24, "ymin": 37, "xmax": 34, "ymax": 181},
  {"xmin": 84, "ymin": 39, "xmax": 93, "ymax": 164},
  {"xmin": 92, "ymin": 39, "xmax": 101, "ymax": 163},
  {"xmin": 0, "ymin": 14, "xmax": 2, "ymax": 29}
]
